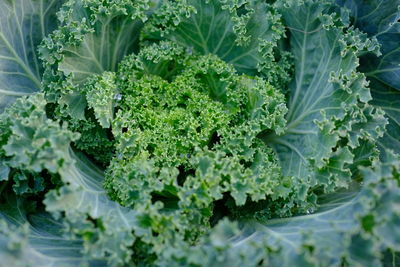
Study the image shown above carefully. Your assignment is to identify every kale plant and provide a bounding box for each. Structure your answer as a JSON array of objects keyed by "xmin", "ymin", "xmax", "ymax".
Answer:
[{"xmin": 0, "ymin": 0, "xmax": 399, "ymax": 266}]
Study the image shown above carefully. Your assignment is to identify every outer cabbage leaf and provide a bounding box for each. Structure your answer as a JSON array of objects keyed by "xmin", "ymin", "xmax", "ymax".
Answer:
[
  {"xmin": 40, "ymin": 0, "xmax": 158, "ymax": 118},
  {"xmin": 38, "ymin": 0, "xmax": 152, "ymax": 162},
  {"xmin": 369, "ymin": 80, "xmax": 400, "ymax": 160},
  {"xmin": 0, "ymin": 193, "xmax": 105, "ymax": 266},
  {"xmin": 144, "ymin": 0, "xmax": 292, "ymax": 87},
  {"xmin": 1, "ymin": 94, "xmax": 79, "ymax": 174},
  {"xmin": 0, "ymin": 92, "xmax": 138, "ymax": 265},
  {"xmin": 262, "ymin": 0, "xmax": 385, "ymax": 202},
  {"xmin": 44, "ymin": 150, "xmax": 141, "ymax": 266},
  {"xmin": 55, "ymin": 0, "xmax": 147, "ymax": 84},
  {"xmin": 337, "ymin": 0, "xmax": 400, "ymax": 90},
  {"xmin": 158, "ymin": 153, "xmax": 400, "ymax": 267},
  {"xmin": 337, "ymin": 0, "xmax": 400, "ymax": 159},
  {"xmin": 0, "ymin": 0, "xmax": 63, "ymax": 112}
]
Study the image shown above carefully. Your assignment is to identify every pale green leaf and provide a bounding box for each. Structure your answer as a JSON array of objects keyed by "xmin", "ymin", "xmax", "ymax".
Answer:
[
  {"xmin": 264, "ymin": 1, "xmax": 381, "ymax": 197},
  {"xmin": 44, "ymin": 150, "xmax": 140, "ymax": 266},
  {"xmin": 0, "ymin": 194, "xmax": 106, "ymax": 266},
  {"xmin": 0, "ymin": 0, "xmax": 62, "ymax": 112}
]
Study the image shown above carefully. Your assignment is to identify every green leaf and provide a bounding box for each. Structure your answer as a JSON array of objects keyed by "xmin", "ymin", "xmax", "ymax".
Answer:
[
  {"xmin": 0, "ymin": 160, "xmax": 9, "ymax": 181},
  {"xmin": 264, "ymin": 0, "xmax": 384, "ymax": 198},
  {"xmin": 0, "ymin": 193, "xmax": 105, "ymax": 266},
  {"xmin": 43, "ymin": 0, "xmax": 153, "ymax": 84},
  {"xmin": 337, "ymin": 0, "xmax": 400, "ymax": 160},
  {"xmin": 160, "ymin": 154, "xmax": 400, "ymax": 266},
  {"xmin": 2, "ymin": 94, "xmax": 79, "ymax": 173},
  {"xmin": 0, "ymin": 0, "xmax": 63, "ymax": 112},
  {"xmin": 40, "ymin": 0, "xmax": 156, "ymax": 118},
  {"xmin": 85, "ymin": 72, "xmax": 117, "ymax": 128},
  {"xmin": 0, "ymin": 91, "xmax": 138, "ymax": 265},
  {"xmin": 58, "ymin": 18, "xmax": 142, "ymax": 84},
  {"xmin": 44, "ymin": 150, "xmax": 140, "ymax": 266},
  {"xmin": 338, "ymin": 0, "xmax": 400, "ymax": 90},
  {"xmin": 370, "ymin": 79, "xmax": 400, "ymax": 160},
  {"xmin": 104, "ymin": 50, "xmax": 288, "ymax": 255},
  {"xmin": 382, "ymin": 250, "xmax": 400, "ymax": 267},
  {"xmin": 144, "ymin": 0, "xmax": 288, "ymax": 80}
]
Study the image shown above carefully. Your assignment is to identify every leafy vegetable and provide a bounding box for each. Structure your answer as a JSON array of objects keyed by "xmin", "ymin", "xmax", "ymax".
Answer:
[
  {"xmin": 0, "ymin": 0, "xmax": 399, "ymax": 266},
  {"xmin": 337, "ymin": 0, "xmax": 400, "ymax": 160},
  {"xmin": 0, "ymin": 0, "xmax": 62, "ymax": 112}
]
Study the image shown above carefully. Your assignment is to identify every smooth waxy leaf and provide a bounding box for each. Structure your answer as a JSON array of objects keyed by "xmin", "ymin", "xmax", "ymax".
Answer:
[{"xmin": 0, "ymin": 0, "xmax": 62, "ymax": 112}]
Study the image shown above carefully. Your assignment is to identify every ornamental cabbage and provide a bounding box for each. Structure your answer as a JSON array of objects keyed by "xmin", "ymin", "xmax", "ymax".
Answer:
[{"xmin": 0, "ymin": 0, "xmax": 399, "ymax": 266}]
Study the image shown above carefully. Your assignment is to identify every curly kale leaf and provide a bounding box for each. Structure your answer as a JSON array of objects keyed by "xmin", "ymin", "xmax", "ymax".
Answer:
[
  {"xmin": 143, "ymin": 0, "xmax": 293, "ymax": 88},
  {"xmin": 259, "ymin": 1, "xmax": 387, "ymax": 213},
  {"xmin": 1, "ymin": 94, "xmax": 79, "ymax": 174},
  {"xmin": 157, "ymin": 152, "xmax": 400, "ymax": 267},
  {"xmin": 0, "ymin": 192, "xmax": 106, "ymax": 266},
  {"xmin": 337, "ymin": 0, "xmax": 400, "ymax": 161},
  {"xmin": 101, "ymin": 43, "xmax": 288, "ymax": 255}
]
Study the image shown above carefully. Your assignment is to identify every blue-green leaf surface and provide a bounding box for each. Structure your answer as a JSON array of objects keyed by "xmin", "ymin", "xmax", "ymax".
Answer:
[
  {"xmin": 337, "ymin": 0, "xmax": 400, "ymax": 90},
  {"xmin": 144, "ymin": 0, "xmax": 288, "ymax": 82},
  {"xmin": 44, "ymin": 150, "xmax": 140, "ymax": 265},
  {"xmin": 160, "ymin": 155, "xmax": 400, "ymax": 267},
  {"xmin": 0, "ymin": 194, "xmax": 105, "ymax": 266},
  {"xmin": 337, "ymin": 0, "xmax": 400, "ymax": 158},
  {"xmin": 370, "ymin": 79, "xmax": 400, "ymax": 159},
  {"xmin": 40, "ymin": 0, "xmax": 156, "ymax": 118},
  {"xmin": 0, "ymin": 0, "xmax": 62, "ymax": 112},
  {"xmin": 264, "ymin": 1, "xmax": 382, "ymax": 197}
]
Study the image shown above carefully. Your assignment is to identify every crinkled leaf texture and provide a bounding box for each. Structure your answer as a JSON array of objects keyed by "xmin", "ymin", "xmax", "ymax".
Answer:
[
  {"xmin": 40, "ymin": 0, "xmax": 158, "ymax": 118},
  {"xmin": 44, "ymin": 149, "xmax": 141, "ymax": 266},
  {"xmin": 0, "ymin": 0, "xmax": 398, "ymax": 266},
  {"xmin": 263, "ymin": 0, "xmax": 386, "ymax": 203},
  {"xmin": 337, "ymin": 0, "xmax": 400, "ymax": 90},
  {"xmin": 0, "ymin": 0, "xmax": 62, "ymax": 112},
  {"xmin": 146, "ymin": 0, "xmax": 282, "ymax": 73},
  {"xmin": 147, "ymin": 1, "xmax": 397, "ymax": 266},
  {"xmin": 0, "ymin": 193, "xmax": 105, "ymax": 266},
  {"xmin": 0, "ymin": 93, "xmax": 136, "ymax": 265},
  {"xmin": 158, "ymin": 153, "xmax": 400, "ymax": 267},
  {"xmin": 337, "ymin": 0, "xmax": 400, "ymax": 159}
]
